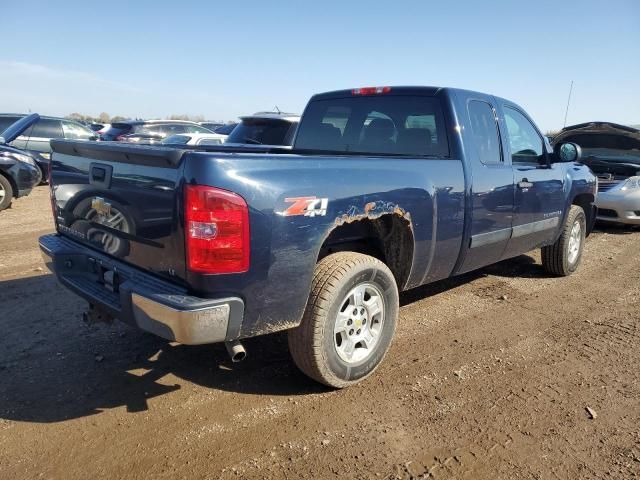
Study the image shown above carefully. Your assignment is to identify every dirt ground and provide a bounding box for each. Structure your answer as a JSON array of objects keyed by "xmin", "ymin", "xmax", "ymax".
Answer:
[{"xmin": 1, "ymin": 186, "xmax": 639, "ymax": 479}]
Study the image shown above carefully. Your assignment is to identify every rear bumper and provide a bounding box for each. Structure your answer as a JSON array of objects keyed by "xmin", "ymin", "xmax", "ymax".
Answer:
[{"xmin": 39, "ymin": 234, "xmax": 244, "ymax": 345}]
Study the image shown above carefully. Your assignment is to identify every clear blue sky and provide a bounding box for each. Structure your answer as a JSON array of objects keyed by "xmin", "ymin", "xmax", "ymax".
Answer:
[{"xmin": 1, "ymin": 0, "xmax": 638, "ymax": 131}]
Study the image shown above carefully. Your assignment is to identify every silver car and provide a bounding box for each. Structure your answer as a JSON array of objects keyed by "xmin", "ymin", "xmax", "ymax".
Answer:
[{"xmin": 554, "ymin": 122, "xmax": 640, "ymax": 226}]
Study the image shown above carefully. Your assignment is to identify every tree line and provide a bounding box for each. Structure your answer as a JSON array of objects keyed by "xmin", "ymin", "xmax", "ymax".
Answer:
[{"xmin": 64, "ymin": 112, "xmax": 231, "ymax": 124}]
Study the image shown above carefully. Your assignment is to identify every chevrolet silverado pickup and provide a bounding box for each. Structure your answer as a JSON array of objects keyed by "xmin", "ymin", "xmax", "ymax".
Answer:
[{"xmin": 40, "ymin": 86, "xmax": 597, "ymax": 388}]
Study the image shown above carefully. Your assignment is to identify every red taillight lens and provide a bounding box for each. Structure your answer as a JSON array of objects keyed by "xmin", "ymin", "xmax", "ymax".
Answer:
[
  {"xmin": 351, "ymin": 86, "xmax": 391, "ymax": 95},
  {"xmin": 185, "ymin": 185, "xmax": 250, "ymax": 274}
]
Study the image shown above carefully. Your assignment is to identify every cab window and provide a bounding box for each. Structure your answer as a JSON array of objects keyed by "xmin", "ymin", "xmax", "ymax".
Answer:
[
  {"xmin": 503, "ymin": 107, "xmax": 544, "ymax": 164},
  {"xmin": 468, "ymin": 100, "xmax": 502, "ymax": 164}
]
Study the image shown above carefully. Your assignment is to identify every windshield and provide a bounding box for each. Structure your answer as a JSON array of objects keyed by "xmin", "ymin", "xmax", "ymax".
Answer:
[
  {"xmin": 226, "ymin": 118, "xmax": 295, "ymax": 145},
  {"xmin": 562, "ymin": 133, "xmax": 640, "ymax": 163},
  {"xmin": 101, "ymin": 123, "xmax": 133, "ymax": 139},
  {"xmin": 294, "ymin": 95, "xmax": 449, "ymax": 156}
]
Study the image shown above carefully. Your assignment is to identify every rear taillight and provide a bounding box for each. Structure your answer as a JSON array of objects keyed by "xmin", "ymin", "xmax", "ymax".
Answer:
[
  {"xmin": 352, "ymin": 86, "xmax": 391, "ymax": 95},
  {"xmin": 185, "ymin": 185, "xmax": 250, "ymax": 274}
]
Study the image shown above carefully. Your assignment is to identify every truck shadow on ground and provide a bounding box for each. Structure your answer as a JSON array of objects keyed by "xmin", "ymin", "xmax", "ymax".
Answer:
[{"xmin": 0, "ymin": 252, "xmax": 570, "ymax": 424}]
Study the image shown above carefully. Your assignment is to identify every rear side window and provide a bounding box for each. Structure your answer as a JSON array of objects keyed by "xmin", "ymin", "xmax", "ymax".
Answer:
[
  {"xmin": 184, "ymin": 124, "xmax": 211, "ymax": 134},
  {"xmin": 197, "ymin": 138, "xmax": 223, "ymax": 145},
  {"xmin": 226, "ymin": 119, "xmax": 295, "ymax": 146},
  {"xmin": 62, "ymin": 121, "xmax": 94, "ymax": 140},
  {"xmin": 468, "ymin": 100, "xmax": 502, "ymax": 164},
  {"xmin": 31, "ymin": 119, "xmax": 64, "ymax": 139},
  {"xmin": 295, "ymin": 95, "xmax": 448, "ymax": 157}
]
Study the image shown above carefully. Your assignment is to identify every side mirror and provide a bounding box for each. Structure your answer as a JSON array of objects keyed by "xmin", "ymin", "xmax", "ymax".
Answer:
[
  {"xmin": 554, "ymin": 142, "xmax": 582, "ymax": 163},
  {"xmin": 0, "ymin": 137, "xmax": 5, "ymax": 144}
]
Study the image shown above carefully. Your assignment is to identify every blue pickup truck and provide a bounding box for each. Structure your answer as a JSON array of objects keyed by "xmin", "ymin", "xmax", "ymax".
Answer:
[{"xmin": 40, "ymin": 86, "xmax": 596, "ymax": 388}]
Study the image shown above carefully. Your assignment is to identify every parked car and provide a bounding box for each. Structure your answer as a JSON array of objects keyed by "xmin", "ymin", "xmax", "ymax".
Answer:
[
  {"xmin": 89, "ymin": 123, "xmax": 105, "ymax": 132},
  {"xmin": 0, "ymin": 113, "xmax": 97, "ymax": 180},
  {"xmin": 224, "ymin": 112, "xmax": 299, "ymax": 147},
  {"xmin": 161, "ymin": 132, "xmax": 228, "ymax": 146},
  {"xmin": 40, "ymin": 86, "xmax": 596, "ymax": 388},
  {"xmin": 199, "ymin": 122, "xmax": 224, "ymax": 131},
  {"xmin": 0, "ymin": 114, "xmax": 42, "ymax": 211},
  {"xmin": 554, "ymin": 122, "xmax": 640, "ymax": 226},
  {"xmin": 99, "ymin": 120, "xmax": 214, "ymax": 144}
]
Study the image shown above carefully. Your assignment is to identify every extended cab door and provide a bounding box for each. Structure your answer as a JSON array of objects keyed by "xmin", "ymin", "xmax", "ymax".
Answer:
[
  {"xmin": 498, "ymin": 104, "xmax": 565, "ymax": 258},
  {"xmin": 457, "ymin": 94, "xmax": 515, "ymax": 273}
]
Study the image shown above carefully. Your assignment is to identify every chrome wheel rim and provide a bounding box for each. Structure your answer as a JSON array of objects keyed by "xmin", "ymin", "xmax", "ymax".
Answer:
[
  {"xmin": 86, "ymin": 208, "xmax": 130, "ymax": 253},
  {"xmin": 567, "ymin": 220, "xmax": 582, "ymax": 264},
  {"xmin": 0, "ymin": 183, "xmax": 5, "ymax": 200},
  {"xmin": 334, "ymin": 283, "xmax": 385, "ymax": 364}
]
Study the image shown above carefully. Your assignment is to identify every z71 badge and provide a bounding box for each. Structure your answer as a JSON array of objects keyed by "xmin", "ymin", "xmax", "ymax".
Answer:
[{"xmin": 282, "ymin": 196, "xmax": 329, "ymax": 217}]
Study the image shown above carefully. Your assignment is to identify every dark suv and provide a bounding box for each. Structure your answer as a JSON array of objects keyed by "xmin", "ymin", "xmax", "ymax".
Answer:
[
  {"xmin": 0, "ymin": 114, "xmax": 96, "ymax": 179},
  {"xmin": 100, "ymin": 120, "xmax": 214, "ymax": 144}
]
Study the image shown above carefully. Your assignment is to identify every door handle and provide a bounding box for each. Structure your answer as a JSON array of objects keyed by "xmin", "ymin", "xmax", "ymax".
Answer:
[{"xmin": 518, "ymin": 179, "xmax": 533, "ymax": 189}]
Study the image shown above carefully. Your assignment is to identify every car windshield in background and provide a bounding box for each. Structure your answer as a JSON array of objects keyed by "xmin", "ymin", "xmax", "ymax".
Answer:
[
  {"xmin": 295, "ymin": 95, "xmax": 449, "ymax": 157},
  {"xmin": 101, "ymin": 123, "xmax": 133, "ymax": 139},
  {"xmin": 226, "ymin": 119, "xmax": 294, "ymax": 145},
  {"xmin": 162, "ymin": 134, "xmax": 191, "ymax": 145},
  {"xmin": 561, "ymin": 133, "xmax": 640, "ymax": 163}
]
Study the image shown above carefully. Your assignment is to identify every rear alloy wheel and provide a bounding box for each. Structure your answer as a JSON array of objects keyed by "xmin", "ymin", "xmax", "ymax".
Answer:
[
  {"xmin": 0, "ymin": 175, "xmax": 14, "ymax": 211},
  {"xmin": 288, "ymin": 252, "xmax": 399, "ymax": 388},
  {"xmin": 541, "ymin": 205, "xmax": 586, "ymax": 276}
]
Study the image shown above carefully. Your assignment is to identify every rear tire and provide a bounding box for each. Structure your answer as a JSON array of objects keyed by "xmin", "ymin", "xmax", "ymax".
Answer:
[
  {"xmin": 0, "ymin": 174, "xmax": 14, "ymax": 211},
  {"xmin": 288, "ymin": 252, "xmax": 399, "ymax": 388},
  {"xmin": 541, "ymin": 205, "xmax": 586, "ymax": 276}
]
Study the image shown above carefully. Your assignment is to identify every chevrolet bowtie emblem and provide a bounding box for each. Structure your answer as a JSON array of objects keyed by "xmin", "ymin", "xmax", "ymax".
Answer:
[{"xmin": 91, "ymin": 197, "xmax": 112, "ymax": 217}]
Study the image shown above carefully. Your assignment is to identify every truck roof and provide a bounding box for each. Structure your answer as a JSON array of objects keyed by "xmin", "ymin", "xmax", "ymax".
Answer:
[{"xmin": 310, "ymin": 86, "xmax": 445, "ymax": 100}]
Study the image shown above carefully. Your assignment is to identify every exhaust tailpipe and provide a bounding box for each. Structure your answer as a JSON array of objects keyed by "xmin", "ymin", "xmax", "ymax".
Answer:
[{"xmin": 225, "ymin": 340, "xmax": 247, "ymax": 363}]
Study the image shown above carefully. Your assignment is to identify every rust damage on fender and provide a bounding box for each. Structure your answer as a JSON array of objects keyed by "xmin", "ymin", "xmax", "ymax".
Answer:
[
  {"xmin": 325, "ymin": 201, "xmax": 415, "ymax": 289},
  {"xmin": 334, "ymin": 200, "xmax": 412, "ymax": 230}
]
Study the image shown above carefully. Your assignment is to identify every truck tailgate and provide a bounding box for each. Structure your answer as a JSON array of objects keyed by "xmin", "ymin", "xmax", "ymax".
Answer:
[{"xmin": 50, "ymin": 140, "xmax": 188, "ymax": 282}]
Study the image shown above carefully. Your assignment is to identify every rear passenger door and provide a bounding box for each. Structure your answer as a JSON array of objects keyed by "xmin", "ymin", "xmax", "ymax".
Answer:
[
  {"xmin": 458, "ymin": 95, "xmax": 515, "ymax": 273},
  {"xmin": 498, "ymin": 104, "xmax": 566, "ymax": 257}
]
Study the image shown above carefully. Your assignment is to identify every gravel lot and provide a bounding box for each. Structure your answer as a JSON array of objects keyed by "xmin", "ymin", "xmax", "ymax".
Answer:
[{"xmin": 1, "ymin": 186, "xmax": 639, "ymax": 479}]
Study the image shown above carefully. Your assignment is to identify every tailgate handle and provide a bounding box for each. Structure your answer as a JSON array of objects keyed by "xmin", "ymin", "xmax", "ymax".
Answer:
[{"xmin": 89, "ymin": 163, "xmax": 113, "ymax": 188}]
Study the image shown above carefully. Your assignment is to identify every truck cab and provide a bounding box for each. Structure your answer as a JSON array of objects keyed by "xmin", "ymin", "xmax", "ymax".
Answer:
[{"xmin": 40, "ymin": 86, "xmax": 596, "ymax": 388}]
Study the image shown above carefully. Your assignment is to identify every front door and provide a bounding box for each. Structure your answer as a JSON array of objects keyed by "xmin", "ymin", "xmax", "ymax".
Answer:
[{"xmin": 500, "ymin": 105, "xmax": 565, "ymax": 258}]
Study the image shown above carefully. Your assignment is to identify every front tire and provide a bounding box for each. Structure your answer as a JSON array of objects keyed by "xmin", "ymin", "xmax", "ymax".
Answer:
[
  {"xmin": 541, "ymin": 205, "xmax": 586, "ymax": 276},
  {"xmin": 288, "ymin": 252, "xmax": 399, "ymax": 388},
  {"xmin": 0, "ymin": 174, "xmax": 14, "ymax": 211}
]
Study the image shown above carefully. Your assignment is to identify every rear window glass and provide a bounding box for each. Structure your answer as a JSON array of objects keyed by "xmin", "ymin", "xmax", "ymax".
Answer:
[
  {"xmin": 295, "ymin": 95, "xmax": 449, "ymax": 156},
  {"xmin": 226, "ymin": 119, "xmax": 295, "ymax": 146}
]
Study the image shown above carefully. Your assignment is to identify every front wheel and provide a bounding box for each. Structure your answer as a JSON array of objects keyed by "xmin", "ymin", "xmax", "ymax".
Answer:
[
  {"xmin": 541, "ymin": 205, "xmax": 586, "ymax": 276},
  {"xmin": 288, "ymin": 252, "xmax": 399, "ymax": 388},
  {"xmin": 0, "ymin": 174, "xmax": 14, "ymax": 211}
]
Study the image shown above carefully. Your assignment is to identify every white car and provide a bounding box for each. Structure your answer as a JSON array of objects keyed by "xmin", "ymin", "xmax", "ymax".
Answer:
[
  {"xmin": 554, "ymin": 122, "xmax": 640, "ymax": 226},
  {"xmin": 161, "ymin": 132, "xmax": 228, "ymax": 146}
]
